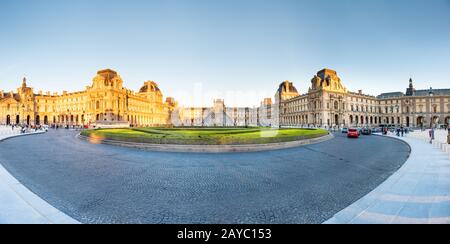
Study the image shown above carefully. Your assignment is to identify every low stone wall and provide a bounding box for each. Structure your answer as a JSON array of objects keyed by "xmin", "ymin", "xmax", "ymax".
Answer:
[
  {"xmin": 77, "ymin": 133, "xmax": 334, "ymax": 153},
  {"xmin": 0, "ymin": 130, "xmax": 46, "ymax": 142}
]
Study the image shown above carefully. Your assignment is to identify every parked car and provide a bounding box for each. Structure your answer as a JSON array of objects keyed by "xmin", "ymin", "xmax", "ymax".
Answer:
[
  {"xmin": 347, "ymin": 128, "xmax": 359, "ymax": 138},
  {"xmin": 356, "ymin": 127, "xmax": 363, "ymax": 135},
  {"xmin": 341, "ymin": 127, "xmax": 349, "ymax": 133},
  {"xmin": 361, "ymin": 128, "xmax": 372, "ymax": 135},
  {"xmin": 371, "ymin": 127, "xmax": 381, "ymax": 133}
]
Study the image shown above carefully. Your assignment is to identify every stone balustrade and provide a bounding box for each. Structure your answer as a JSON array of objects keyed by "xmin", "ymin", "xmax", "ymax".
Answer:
[
  {"xmin": 0, "ymin": 125, "xmax": 20, "ymax": 138},
  {"xmin": 407, "ymin": 129, "xmax": 450, "ymax": 157}
]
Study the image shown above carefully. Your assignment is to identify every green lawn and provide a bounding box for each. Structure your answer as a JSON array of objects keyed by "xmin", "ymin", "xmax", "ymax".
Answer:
[{"xmin": 81, "ymin": 127, "xmax": 329, "ymax": 145}]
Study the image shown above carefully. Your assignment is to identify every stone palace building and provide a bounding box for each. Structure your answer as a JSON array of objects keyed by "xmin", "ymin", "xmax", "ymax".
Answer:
[
  {"xmin": 0, "ymin": 69, "xmax": 177, "ymax": 127},
  {"xmin": 277, "ymin": 69, "xmax": 450, "ymax": 129},
  {"xmin": 1, "ymin": 68, "xmax": 449, "ymax": 129}
]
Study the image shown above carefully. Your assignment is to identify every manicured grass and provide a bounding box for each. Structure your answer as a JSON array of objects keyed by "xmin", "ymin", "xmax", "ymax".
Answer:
[{"xmin": 81, "ymin": 127, "xmax": 329, "ymax": 145}]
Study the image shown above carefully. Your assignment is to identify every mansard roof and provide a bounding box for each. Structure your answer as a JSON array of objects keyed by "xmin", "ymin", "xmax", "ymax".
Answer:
[
  {"xmin": 378, "ymin": 88, "xmax": 450, "ymax": 99},
  {"xmin": 317, "ymin": 68, "xmax": 337, "ymax": 80},
  {"xmin": 139, "ymin": 81, "xmax": 161, "ymax": 93},
  {"xmin": 414, "ymin": 88, "xmax": 450, "ymax": 96},
  {"xmin": 1, "ymin": 92, "xmax": 21, "ymax": 102},
  {"xmin": 377, "ymin": 92, "xmax": 404, "ymax": 99},
  {"xmin": 97, "ymin": 69, "xmax": 118, "ymax": 78},
  {"xmin": 277, "ymin": 81, "xmax": 298, "ymax": 94}
]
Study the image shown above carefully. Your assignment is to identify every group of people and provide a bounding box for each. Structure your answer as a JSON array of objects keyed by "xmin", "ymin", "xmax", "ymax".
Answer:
[
  {"xmin": 51, "ymin": 124, "xmax": 87, "ymax": 130},
  {"xmin": 10, "ymin": 124, "xmax": 46, "ymax": 134},
  {"xmin": 382, "ymin": 126, "xmax": 409, "ymax": 137}
]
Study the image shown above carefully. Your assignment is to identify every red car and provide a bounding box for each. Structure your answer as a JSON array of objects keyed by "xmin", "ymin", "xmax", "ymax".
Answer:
[{"xmin": 347, "ymin": 128, "xmax": 359, "ymax": 138}]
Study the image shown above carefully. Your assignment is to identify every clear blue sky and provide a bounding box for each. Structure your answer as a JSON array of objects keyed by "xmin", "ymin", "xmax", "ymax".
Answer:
[{"xmin": 1, "ymin": 0, "xmax": 450, "ymax": 107}]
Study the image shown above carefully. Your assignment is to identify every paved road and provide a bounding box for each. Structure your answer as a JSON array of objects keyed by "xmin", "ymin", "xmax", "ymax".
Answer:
[{"xmin": 0, "ymin": 130, "xmax": 410, "ymax": 224}]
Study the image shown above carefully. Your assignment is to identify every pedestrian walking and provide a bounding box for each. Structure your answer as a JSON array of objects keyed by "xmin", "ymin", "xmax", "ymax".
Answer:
[
  {"xmin": 429, "ymin": 127, "xmax": 435, "ymax": 144},
  {"xmin": 447, "ymin": 125, "xmax": 450, "ymax": 144},
  {"xmin": 401, "ymin": 126, "xmax": 404, "ymax": 137}
]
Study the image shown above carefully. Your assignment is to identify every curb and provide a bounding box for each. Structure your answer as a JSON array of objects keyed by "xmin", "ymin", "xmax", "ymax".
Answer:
[
  {"xmin": 0, "ymin": 131, "xmax": 46, "ymax": 142},
  {"xmin": 0, "ymin": 131, "xmax": 80, "ymax": 224},
  {"xmin": 77, "ymin": 133, "xmax": 334, "ymax": 153},
  {"xmin": 324, "ymin": 134, "xmax": 450, "ymax": 224},
  {"xmin": 324, "ymin": 134, "xmax": 414, "ymax": 224}
]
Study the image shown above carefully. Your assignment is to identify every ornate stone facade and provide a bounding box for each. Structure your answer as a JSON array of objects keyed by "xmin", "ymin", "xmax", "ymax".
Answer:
[
  {"xmin": 174, "ymin": 99, "xmax": 255, "ymax": 127},
  {"xmin": 278, "ymin": 69, "xmax": 450, "ymax": 128},
  {"xmin": 2, "ymin": 68, "xmax": 449, "ymax": 129},
  {"xmin": 0, "ymin": 69, "xmax": 177, "ymax": 127}
]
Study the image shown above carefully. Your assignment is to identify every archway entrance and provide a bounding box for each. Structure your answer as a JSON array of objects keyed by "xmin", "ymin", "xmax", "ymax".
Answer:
[
  {"xmin": 417, "ymin": 116, "xmax": 424, "ymax": 128},
  {"xmin": 334, "ymin": 114, "xmax": 339, "ymax": 126},
  {"xmin": 44, "ymin": 116, "xmax": 48, "ymax": 125},
  {"xmin": 27, "ymin": 115, "xmax": 30, "ymax": 125},
  {"xmin": 431, "ymin": 116, "xmax": 439, "ymax": 128},
  {"xmin": 36, "ymin": 115, "xmax": 40, "ymax": 125},
  {"xmin": 16, "ymin": 115, "xmax": 19, "ymax": 124},
  {"xmin": 445, "ymin": 116, "xmax": 450, "ymax": 127},
  {"xmin": 6, "ymin": 115, "xmax": 11, "ymax": 125},
  {"xmin": 406, "ymin": 117, "xmax": 410, "ymax": 127}
]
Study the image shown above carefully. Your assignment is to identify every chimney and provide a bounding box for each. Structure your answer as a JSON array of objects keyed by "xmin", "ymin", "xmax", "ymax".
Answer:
[
  {"xmin": 358, "ymin": 90, "xmax": 363, "ymax": 94},
  {"xmin": 46, "ymin": 91, "xmax": 51, "ymax": 96}
]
